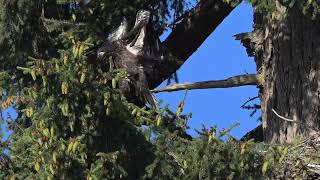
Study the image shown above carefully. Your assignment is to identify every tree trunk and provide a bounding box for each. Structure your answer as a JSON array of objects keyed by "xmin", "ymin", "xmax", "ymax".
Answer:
[{"xmin": 237, "ymin": 2, "xmax": 320, "ymax": 143}]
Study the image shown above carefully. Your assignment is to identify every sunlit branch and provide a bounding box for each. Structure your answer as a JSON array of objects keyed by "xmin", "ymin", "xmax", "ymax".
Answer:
[{"xmin": 151, "ymin": 74, "xmax": 259, "ymax": 93}]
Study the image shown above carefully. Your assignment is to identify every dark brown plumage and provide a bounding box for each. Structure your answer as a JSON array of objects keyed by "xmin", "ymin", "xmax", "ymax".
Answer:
[
  {"xmin": 96, "ymin": 10, "xmax": 162, "ymax": 109},
  {"xmin": 97, "ymin": 40, "xmax": 158, "ymax": 109}
]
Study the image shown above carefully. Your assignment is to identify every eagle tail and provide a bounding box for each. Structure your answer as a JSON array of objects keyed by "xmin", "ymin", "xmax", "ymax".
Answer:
[{"xmin": 137, "ymin": 67, "xmax": 158, "ymax": 110}]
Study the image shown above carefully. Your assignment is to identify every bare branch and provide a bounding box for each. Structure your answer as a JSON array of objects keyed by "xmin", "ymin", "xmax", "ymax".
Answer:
[
  {"xmin": 272, "ymin": 109, "xmax": 319, "ymax": 132},
  {"xmin": 163, "ymin": 1, "xmax": 237, "ymax": 61},
  {"xmin": 151, "ymin": 74, "xmax": 259, "ymax": 93},
  {"xmin": 272, "ymin": 109, "xmax": 297, "ymax": 122},
  {"xmin": 41, "ymin": 17, "xmax": 87, "ymax": 26},
  {"xmin": 150, "ymin": 1, "xmax": 238, "ymax": 88},
  {"xmin": 307, "ymin": 164, "xmax": 320, "ymax": 176},
  {"xmin": 308, "ymin": 164, "xmax": 320, "ymax": 168},
  {"xmin": 241, "ymin": 96, "xmax": 259, "ymax": 108}
]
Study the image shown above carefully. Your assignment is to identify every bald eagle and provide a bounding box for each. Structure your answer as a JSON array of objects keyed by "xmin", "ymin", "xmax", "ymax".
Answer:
[{"xmin": 97, "ymin": 10, "xmax": 161, "ymax": 109}]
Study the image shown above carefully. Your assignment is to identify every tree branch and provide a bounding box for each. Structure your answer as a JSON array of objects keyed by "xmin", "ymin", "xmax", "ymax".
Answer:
[
  {"xmin": 149, "ymin": 0, "xmax": 238, "ymax": 88},
  {"xmin": 163, "ymin": 0, "xmax": 237, "ymax": 61},
  {"xmin": 271, "ymin": 109, "xmax": 296, "ymax": 122},
  {"xmin": 151, "ymin": 74, "xmax": 259, "ymax": 93},
  {"xmin": 272, "ymin": 108, "xmax": 319, "ymax": 132}
]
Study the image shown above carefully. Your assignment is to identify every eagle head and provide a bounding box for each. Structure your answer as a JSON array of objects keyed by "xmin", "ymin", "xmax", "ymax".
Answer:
[{"xmin": 135, "ymin": 10, "xmax": 151, "ymax": 25}]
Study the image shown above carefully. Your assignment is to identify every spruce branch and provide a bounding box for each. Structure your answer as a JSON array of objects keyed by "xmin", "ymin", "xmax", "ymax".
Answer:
[{"xmin": 41, "ymin": 17, "xmax": 87, "ymax": 26}]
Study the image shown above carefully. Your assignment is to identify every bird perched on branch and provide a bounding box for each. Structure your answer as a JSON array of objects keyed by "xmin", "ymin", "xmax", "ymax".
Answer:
[
  {"xmin": 97, "ymin": 10, "xmax": 160, "ymax": 109},
  {"xmin": 100, "ymin": 10, "xmax": 162, "ymax": 59}
]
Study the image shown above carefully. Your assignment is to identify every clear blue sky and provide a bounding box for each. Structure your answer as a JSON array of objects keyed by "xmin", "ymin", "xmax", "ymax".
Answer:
[
  {"xmin": 1, "ymin": 1, "xmax": 260, "ymax": 141},
  {"xmin": 156, "ymin": 2, "xmax": 261, "ymax": 138}
]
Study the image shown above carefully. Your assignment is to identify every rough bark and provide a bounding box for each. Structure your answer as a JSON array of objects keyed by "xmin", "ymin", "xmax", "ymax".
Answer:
[{"xmin": 237, "ymin": 2, "xmax": 320, "ymax": 143}]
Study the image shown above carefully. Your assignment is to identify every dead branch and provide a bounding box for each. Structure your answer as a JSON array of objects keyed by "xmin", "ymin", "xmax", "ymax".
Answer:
[
  {"xmin": 150, "ymin": 0, "xmax": 238, "ymax": 88},
  {"xmin": 272, "ymin": 109, "xmax": 319, "ymax": 132},
  {"xmin": 151, "ymin": 74, "xmax": 259, "ymax": 93},
  {"xmin": 241, "ymin": 96, "xmax": 259, "ymax": 108},
  {"xmin": 272, "ymin": 109, "xmax": 296, "ymax": 122}
]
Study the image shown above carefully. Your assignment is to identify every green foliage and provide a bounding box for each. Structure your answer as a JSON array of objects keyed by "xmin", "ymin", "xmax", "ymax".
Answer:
[
  {"xmin": 0, "ymin": 0, "xmax": 46, "ymax": 69},
  {"xmin": 3, "ymin": 37, "xmax": 146, "ymax": 179},
  {"xmin": 0, "ymin": 0, "xmax": 319, "ymax": 179},
  {"xmin": 224, "ymin": 0, "xmax": 320, "ymax": 20},
  {"xmin": 146, "ymin": 126, "xmax": 320, "ymax": 179},
  {"xmin": 245, "ymin": 0, "xmax": 320, "ymax": 19},
  {"xmin": 0, "ymin": 0, "xmax": 190, "ymax": 179}
]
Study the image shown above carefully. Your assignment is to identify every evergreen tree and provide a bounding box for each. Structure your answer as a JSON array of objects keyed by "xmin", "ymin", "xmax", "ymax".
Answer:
[{"xmin": 0, "ymin": 0, "xmax": 319, "ymax": 179}]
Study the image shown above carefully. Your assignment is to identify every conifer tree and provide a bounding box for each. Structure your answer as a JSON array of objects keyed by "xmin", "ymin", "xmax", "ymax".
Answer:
[{"xmin": 1, "ymin": 0, "xmax": 320, "ymax": 179}]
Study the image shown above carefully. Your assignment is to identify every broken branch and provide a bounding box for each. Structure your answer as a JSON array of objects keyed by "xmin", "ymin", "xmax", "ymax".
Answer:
[{"xmin": 151, "ymin": 74, "xmax": 259, "ymax": 93}]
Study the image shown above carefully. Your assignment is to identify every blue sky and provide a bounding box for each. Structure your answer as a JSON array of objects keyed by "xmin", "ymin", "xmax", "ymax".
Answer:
[
  {"xmin": 156, "ymin": 2, "xmax": 261, "ymax": 138},
  {"xmin": 1, "ymin": 1, "xmax": 260, "ymax": 141}
]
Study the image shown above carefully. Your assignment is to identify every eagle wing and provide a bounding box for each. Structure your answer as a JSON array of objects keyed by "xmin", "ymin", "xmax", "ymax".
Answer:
[
  {"xmin": 108, "ymin": 17, "xmax": 129, "ymax": 42},
  {"xmin": 123, "ymin": 10, "xmax": 150, "ymax": 47}
]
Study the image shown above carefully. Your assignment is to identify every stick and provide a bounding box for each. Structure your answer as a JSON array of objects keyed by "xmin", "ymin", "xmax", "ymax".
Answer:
[
  {"xmin": 151, "ymin": 74, "xmax": 259, "ymax": 93},
  {"xmin": 272, "ymin": 109, "xmax": 296, "ymax": 122}
]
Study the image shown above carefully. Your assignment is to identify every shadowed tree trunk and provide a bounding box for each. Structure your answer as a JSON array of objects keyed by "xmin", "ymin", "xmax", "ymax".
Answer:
[{"xmin": 237, "ymin": 2, "xmax": 320, "ymax": 143}]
